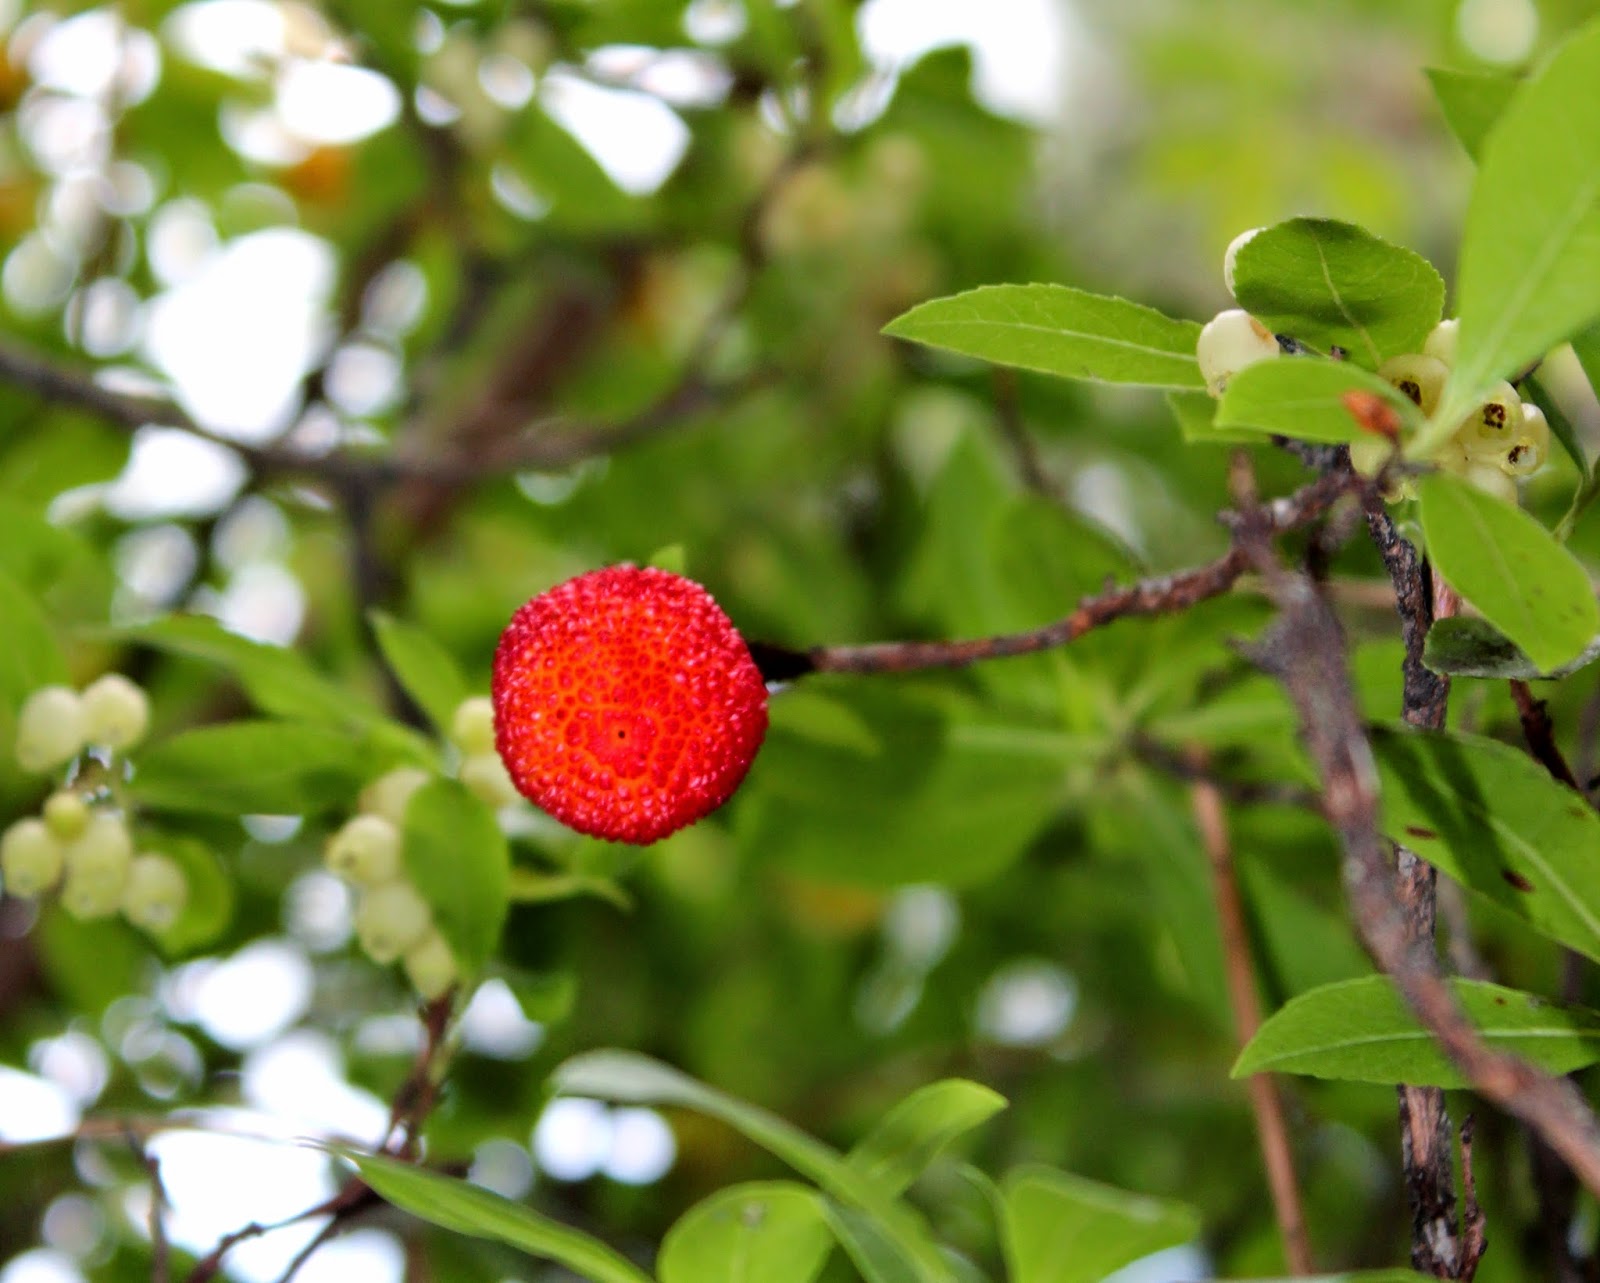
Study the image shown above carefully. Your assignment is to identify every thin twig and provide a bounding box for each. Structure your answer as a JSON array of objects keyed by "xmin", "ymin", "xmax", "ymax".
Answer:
[
  {"xmin": 127, "ymin": 1127, "xmax": 172, "ymax": 1283},
  {"xmin": 757, "ymin": 469, "xmax": 1360, "ymax": 678},
  {"xmin": 1189, "ymin": 761, "xmax": 1315, "ymax": 1275}
]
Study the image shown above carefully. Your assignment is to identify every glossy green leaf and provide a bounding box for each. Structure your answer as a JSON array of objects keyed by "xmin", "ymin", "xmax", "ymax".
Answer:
[
  {"xmin": 1424, "ymin": 67, "xmax": 1519, "ymax": 160},
  {"xmin": 129, "ymin": 722, "xmax": 364, "ymax": 815},
  {"xmin": 659, "ymin": 1183, "xmax": 833, "ymax": 1283},
  {"xmin": 343, "ymin": 1152, "xmax": 653, "ymax": 1283},
  {"xmin": 1372, "ymin": 725, "xmax": 1600, "ymax": 963},
  {"xmin": 1423, "ymin": 615, "xmax": 1600, "ymax": 680},
  {"xmin": 1000, "ymin": 1165, "xmax": 1199, "ymax": 1283},
  {"xmin": 369, "ymin": 610, "xmax": 468, "ymax": 734},
  {"xmin": 846, "ymin": 1080, "xmax": 1007, "ymax": 1197},
  {"xmin": 1215, "ymin": 358, "xmax": 1422, "ymax": 443},
  {"xmin": 553, "ymin": 1051, "xmax": 956, "ymax": 1283},
  {"xmin": 1230, "ymin": 218, "xmax": 1445, "ymax": 367},
  {"xmin": 883, "ymin": 285, "xmax": 1205, "ymax": 389},
  {"xmin": 1416, "ymin": 471, "xmax": 1598, "ymax": 671},
  {"xmin": 1235, "ymin": 976, "xmax": 1600, "ymax": 1086},
  {"xmin": 1237, "ymin": 1275, "xmax": 1430, "ymax": 1282},
  {"xmin": 0, "ymin": 569, "xmax": 68, "ymax": 717},
  {"xmin": 403, "ymin": 779, "xmax": 509, "ymax": 975},
  {"xmin": 1442, "ymin": 21, "xmax": 1600, "ymax": 429}
]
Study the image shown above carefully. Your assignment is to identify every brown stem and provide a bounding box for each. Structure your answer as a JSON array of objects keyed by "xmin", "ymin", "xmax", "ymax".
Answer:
[
  {"xmin": 1365, "ymin": 498, "xmax": 1461, "ymax": 1278},
  {"xmin": 1240, "ymin": 527, "xmax": 1600, "ymax": 1271},
  {"xmin": 1189, "ymin": 763, "xmax": 1315, "ymax": 1275},
  {"xmin": 758, "ymin": 469, "xmax": 1360, "ymax": 679}
]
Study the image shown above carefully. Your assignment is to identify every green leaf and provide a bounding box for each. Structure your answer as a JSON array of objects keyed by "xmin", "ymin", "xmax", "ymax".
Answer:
[
  {"xmin": 1423, "ymin": 615, "xmax": 1600, "ymax": 680},
  {"xmin": 883, "ymin": 284, "xmax": 1205, "ymax": 390},
  {"xmin": 1236, "ymin": 1275, "xmax": 1431, "ymax": 1282},
  {"xmin": 1424, "ymin": 67, "xmax": 1520, "ymax": 161},
  {"xmin": 129, "ymin": 722, "xmax": 364, "ymax": 815},
  {"xmin": 1416, "ymin": 472, "xmax": 1599, "ymax": 671},
  {"xmin": 1442, "ymin": 21, "xmax": 1600, "ymax": 429},
  {"xmin": 0, "ymin": 569, "xmax": 68, "ymax": 717},
  {"xmin": 823, "ymin": 1202, "xmax": 923, "ymax": 1283},
  {"xmin": 846, "ymin": 1081, "xmax": 1008, "ymax": 1197},
  {"xmin": 1235, "ymin": 976, "xmax": 1600, "ymax": 1086},
  {"xmin": 115, "ymin": 616, "xmax": 374, "ymax": 728},
  {"xmin": 1168, "ymin": 390, "xmax": 1257, "ymax": 445},
  {"xmin": 403, "ymin": 779, "xmax": 509, "ymax": 975},
  {"xmin": 1215, "ymin": 358, "xmax": 1422, "ymax": 443},
  {"xmin": 1372, "ymin": 725, "xmax": 1600, "ymax": 964},
  {"xmin": 744, "ymin": 682, "xmax": 1091, "ymax": 888},
  {"xmin": 659, "ymin": 1183, "xmax": 834, "ymax": 1283},
  {"xmin": 143, "ymin": 834, "xmax": 234, "ymax": 957},
  {"xmin": 553, "ymin": 1051, "xmax": 957, "ymax": 1283},
  {"xmin": 1230, "ymin": 218, "xmax": 1445, "ymax": 368},
  {"xmin": 1000, "ymin": 1165, "xmax": 1200, "ymax": 1283},
  {"xmin": 369, "ymin": 610, "xmax": 468, "ymax": 734},
  {"xmin": 342, "ymin": 1152, "xmax": 653, "ymax": 1283}
]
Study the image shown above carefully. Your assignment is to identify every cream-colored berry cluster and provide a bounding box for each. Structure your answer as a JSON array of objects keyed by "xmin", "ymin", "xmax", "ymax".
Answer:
[
  {"xmin": 1348, "ymin": 320, "xmax": 1549, "ymax": 503},
  {"xmin": 1, "ymin": 676, "xmax": 188, "ymax": 933},
  {"xmin": 322, "ymin": 696, "xmax": 518, "ymax": 1000}
]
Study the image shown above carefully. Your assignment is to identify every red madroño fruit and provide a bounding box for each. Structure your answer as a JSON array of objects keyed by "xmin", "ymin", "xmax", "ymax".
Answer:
[{"xmin": 491, "ymin": 565, "xmax": 769, "ymax": 844}]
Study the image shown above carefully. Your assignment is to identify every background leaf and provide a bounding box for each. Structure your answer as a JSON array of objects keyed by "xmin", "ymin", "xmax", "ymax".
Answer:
[
  {"xmin": 883, "ymin": 285, "xmax": 1204, "ymax": 389},
  {"xmin": 129, "ymin": 722, "xmax": 365, "ymax": 815},
  {"xmin": 344, "ymin": 1152, "xmax": 654, "ymax": 1283},
  {"xmin": 1230, "ymin": 218, "xmax": 1444, "ymax": 367},
  {"xmin": 0, "ymin": 569, "xmax": 68, "ymax": 719},
  {"xmin": 1416, "ymin": 471, "xmax": 1598, "ymax": 671},
  {"xmin": 402, "ymin": 778, "xmax": 510, "ymax": 975},
  {"xmin": 1373, "ymin": 725, "xmax": 1600, "ymax": 963},
  {"xmin": 659, "ymin": 1183, "xmax": 834, "ymax": 1283},
  {"xmin": 369, "ymin": 610, "xmax": 469, "ymax": 734},
  {"xmin": 1235, "ymin": 976, "xmax": 1600, "ymax": 1086},
  {"xmin": 846, "ymin": 1080, "xmax": 1007, "ymax": 1197},
  {"xmin": 554, "ymin": 1051, "xmax": 957, "ymax": 1283},
  {"xmin": 1000, "ymin": 1164, "xmax": 1200, "ymax": 1283}
]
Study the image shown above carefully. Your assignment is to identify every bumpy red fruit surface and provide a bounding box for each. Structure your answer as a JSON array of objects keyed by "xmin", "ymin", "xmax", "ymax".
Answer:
[{"xmin": 492, "ymin": 566, "xmax": 769, "ymax": 844}]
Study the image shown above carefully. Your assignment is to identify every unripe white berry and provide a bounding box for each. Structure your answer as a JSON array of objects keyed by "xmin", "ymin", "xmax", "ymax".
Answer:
[
  {"xmin": 403, "ymin": 929, "xmax": 459, "ymax": 1000},
  {"xmin": 450, "ymin": 697, "xmax": 497, "ymax": 755},
  {"xmin": 1222, "ymin": 227, "xmax": 1263, "ymax": 297},
  {"xmin": 61, "ymin": 867, "xmax": 128, "ymax": 919},
  {"xmin": 63, "ymin": 812, "xmax": 133, "ymax": 881},
  {"xmin": 355, "ymin": 881, "xmax": 434, "ymax": 964},
  {"xmin": 122, "ymin": 854, "xmax": 189, "ymax": 933},
  {"xmin": 80, "ymin": 674, "xmax": 150, "ymax": 751},
  {"xmin": 15, "ymin": 686, "xmax": 87, "ymax": 774},
  {"xmin": 324, "ymin": 814, "xmax": 402, "ymax": 885},
  {"xmin": 1458, "ymin": 381, "xmax": 1523, "ymax": 456},
  {"xmin": 42, "ymin": 791, "xmax": 90, "ymax": 841},
  {"xmin": 1422, "ymin": 318, "xmax": 1459, "ymax": 367},
  {"xmin": 1504, "ymin": 403, "xmax": 1551, "ymax": 477},
  {"xmin": 1, "ymin": 818, "xmax": 65, "ymax": 896},
  {"xmin": 459, "ymin": 752, "xmax": 521, "ymax": 809},
  {"xmin": 358, "ymin": 767, "xmax": 431, "ymax": 827},
  {"xmin": 1196, "ymin": 308, "xmax": 1279, "ymax": 397},
  {"xmin": 1465, "ymin": 461, "xmax": 1518, "ymax": 504},
  {"xmin": 1377, "ymin": 353, "xmax": 1449, "ymax": 417}
]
